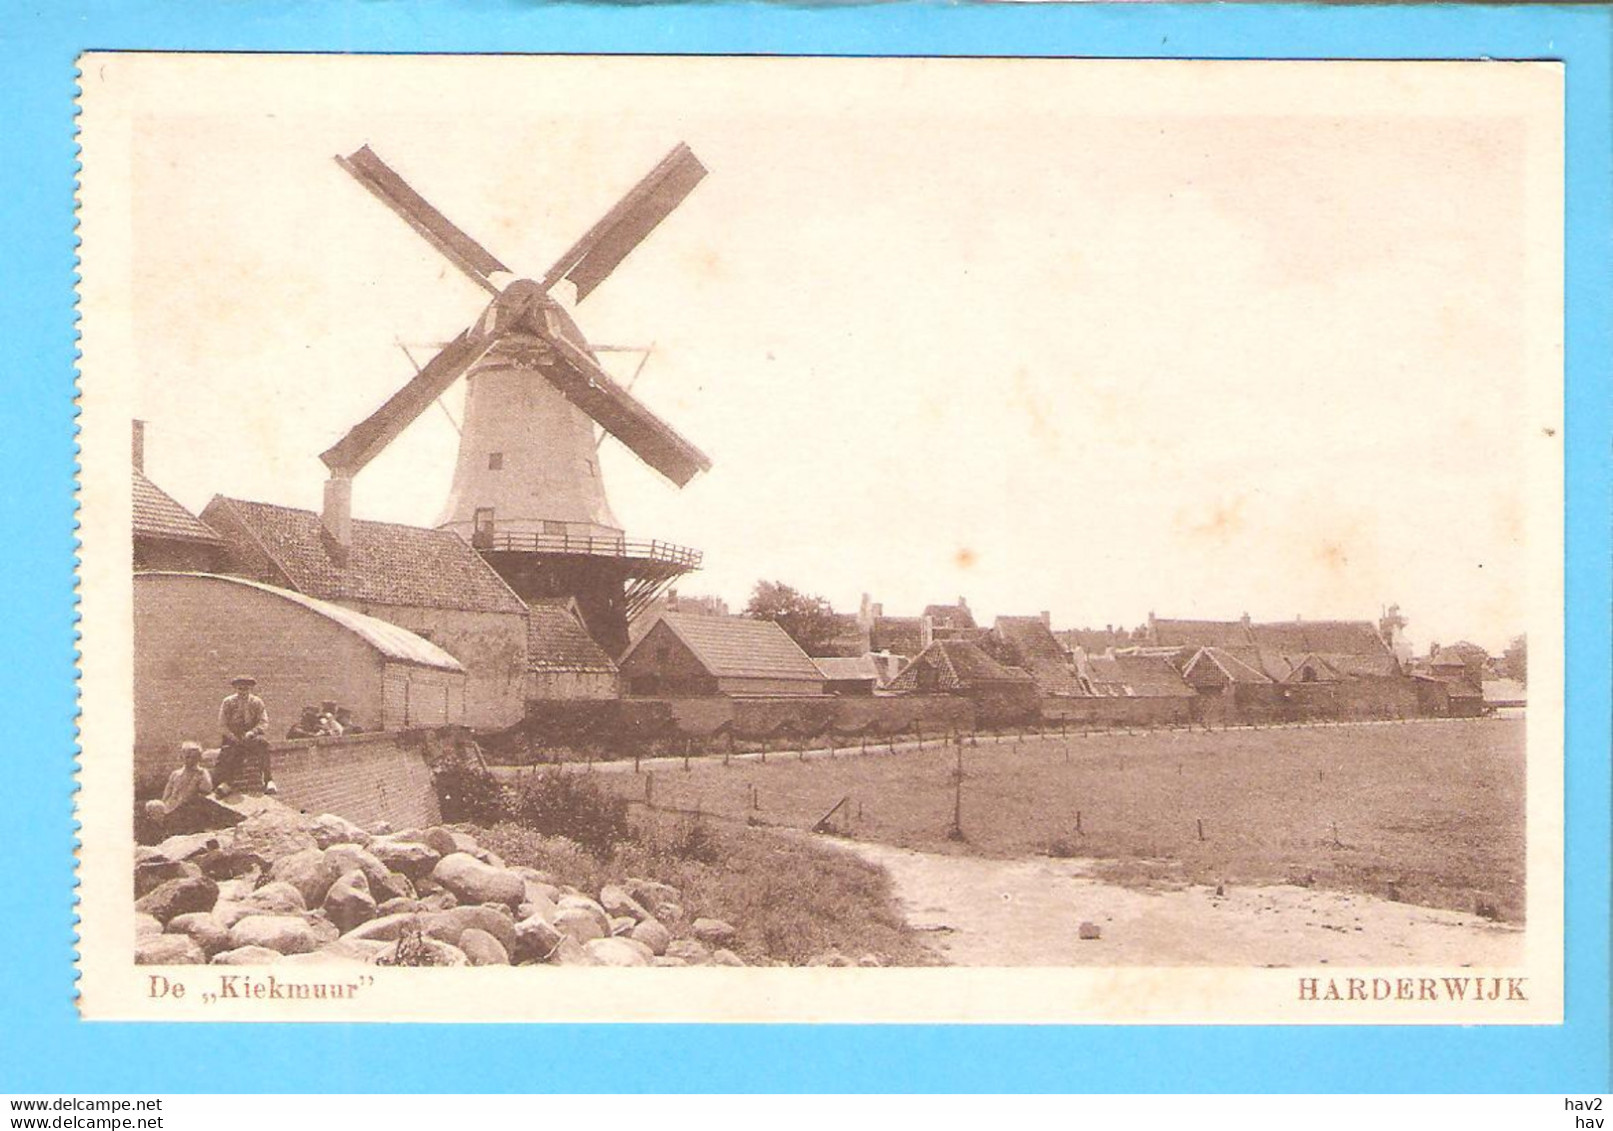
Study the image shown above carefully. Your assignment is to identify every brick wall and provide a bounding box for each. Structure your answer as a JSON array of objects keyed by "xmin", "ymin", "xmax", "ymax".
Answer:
[
  {"xmin": 530, "ymin": 670, "xmax": 620, "ymax": 700},
  {"xmin": 269, "ymin": 730, "xmax": 442, "ymax": 829},
  {"xmin": 1041, "ymin": 694, "xmax": 1194, "ymax": 727}
]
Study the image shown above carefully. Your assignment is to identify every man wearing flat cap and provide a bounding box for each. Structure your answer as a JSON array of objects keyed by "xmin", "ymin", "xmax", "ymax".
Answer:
[{"xmin": 214, "ymin": 675, "xmax": 276, "ymax": 796}]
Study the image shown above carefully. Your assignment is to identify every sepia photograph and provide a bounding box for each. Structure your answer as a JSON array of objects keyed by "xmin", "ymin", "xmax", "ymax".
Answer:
[{"xmin": 74, "ymin": 53, "xmax": 1563, "ymax": 1022}]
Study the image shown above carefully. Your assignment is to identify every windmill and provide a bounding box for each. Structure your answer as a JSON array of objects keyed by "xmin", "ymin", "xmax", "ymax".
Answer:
[{"xmin": 322, "ymin": 142, "xmax": 714, "ymax": 655}]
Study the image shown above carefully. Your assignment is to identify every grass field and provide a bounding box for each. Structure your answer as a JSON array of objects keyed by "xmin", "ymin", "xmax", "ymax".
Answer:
[{"xmin": 588, "ymin": 717, "xmax": 1527, "ymax": 923}]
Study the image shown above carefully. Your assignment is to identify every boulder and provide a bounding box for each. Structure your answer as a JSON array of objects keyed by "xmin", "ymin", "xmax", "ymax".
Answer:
[
  {"xmin": 323, "ymin": 844, "xmax": 390, "ymax": 891},
  {"xmin": 135, "ymin": 875, "xmax": 219, "ymax": 925},
  {"xmin": 368, "ymin": 838, "xmax": 441, "ymax": 881},
  {"xmin": 420, "ymin": 905, "xmax": 517, "ymax": 954},
  {"xmin": 375, "ymin": 897, "xmax": 424, "ymax": 918},
  {"xmin": 267, "ymin": 847, "xmax": 339, "ymax": 908},
  {"xmin": 341, "ymin": 912, "xmax": 421, "ymax": 944},
  {"xmin": 323, "ymin": 870, "xmax": 377, "ymax": 933},
  {"xmin": 626, "ymin": 877, "xmax": 680, "ymax": 906},
  {"xmin": 584, "ymin": 937, "xmax": 652, "ymax": 967},
  {"xmin": 549, "ymin": 937, "xmax": 601, "ymax": 967},
  {"xmin": 134, "ymin": 858, "xmax": 200, "ymax": 898},
  {"xmin": 1078, "ymin": 921, "xmax": 1102, "ymax": 941},
  {"xmin": 210, "ymin": 945, "xmax": 283, "ymax": 966},
  {"xmin": 807, "ymin": 951, "xmax": 853, "ymax": 967},
  {"xmin": 420, "ymin": 827, "xmax": 461, "ymax": 857},
  {"xmin": 652, "ymin": 902, "xmax": 685, "ymax": 925},
  {"xmin": 368, "ymin": 821, "xmax": 393, "ymax": 836},
  {"xmin": 230, "ymin": 807, "xmax": 316, "ymax": 860},
  {"xmin": 630, "ymin": 919, "xmax": 671, "ymax": 957},
  {"xmin": 194, "ymin": 848, "xmax": 266, "ymax": 882},
  {"xmin": 553, "ymin": 906, "xmax": 606, "ymax": 946},
  {"xmin": 710, "ymin": 948, "xmax": 746, "ymax": 967},
  {"xmin": 244, "ymin": 881, "xmax": 307, "ymax": 914},
  {"xmin": 152, "ymin": 831, "xmax": 222, "ymax": 863},
  {"xmin": 307, "ymin": 813, "xmax": 371, "ymax": 850},
  {"xmin": 211, "ymin": 901, "xmax": 257, "ymax": 929},
  {"xmin": 135, "ymin": 934, "xmax": 207, "ymax": 965},
  {"xmin": 430, "ymin": 853, "xmax": 525, "ymax": 908},
  {"xmin": 510, "ymin": 865, "xmax": 555, "ymax": 888},
  {"xmin": 459, "ymin": 928, "xmax": 511, "ymax": 966},
  {"xmin": 600, "ymin": 885, "xmax": 649, "ymax": 922},
  {"xmin": 651, "ymin": 956, "xmax": 690, "ymax": 968},
  {"xmin": 516, "ymin": 893, "xmax": 558, "ymax": 926},
  {"xmin": 216, "ymin": 878, "xmax": 255, "ymax": 903},
  {"xmin": 134, "ymin": 913, "xmax": 163, "ymax": 938},
  {"xmin": 513, "ymin": 915, "xmax": 564, "ymax": 964},
  {"xmin": 557, "ymin": 895, "xmax": 610, "ymax": 932},
  {"xmin": 610, "ymin": 917, "xmax": 637, "ymax": 937},
  {"xmin": 857, "ymin": 954, "xmax": 885, "ymax": 968},
  {"xmin": 227, "ymin": 914, "xmax": 320, "ymax": 955},
  {"xmin": 522, "ymin": 882, "xmax": 561, "ymax": 911},
  {"xmin": 691, "ymin": 918, "xmax": 736, "ymax": 945},
  {"xmin": 416, "ymin": 891, "xmax": 458, "ymax": 913},
  {"xmin": 166, "ymin": 912, "xmax": 233, "ymax": 957},
  {"xmin": 665, "ymin": 938, "xmax": 710, "ymax": 965},
  {"xmin": 373, "ymin": 871, "xmax": 416, "ymax": 904}
]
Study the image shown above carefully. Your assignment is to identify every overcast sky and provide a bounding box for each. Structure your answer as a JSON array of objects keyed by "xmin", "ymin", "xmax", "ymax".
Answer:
[{"xmin": 118, "ymin": 56, "xmax": 1557, "ymax": 653}]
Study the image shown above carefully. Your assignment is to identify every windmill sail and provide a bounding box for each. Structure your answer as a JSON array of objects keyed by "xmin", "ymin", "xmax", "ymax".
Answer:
[
  {"xmin": 543, "ymin": 143, "xmax": 709, "ymax": 301},
  {"xmin": 337, "ymin": 145, "xmax": 510, "ymax": 293},
  {"xmin": 320, "ymin": 327, "xmax": 499, "ymax": 475}
]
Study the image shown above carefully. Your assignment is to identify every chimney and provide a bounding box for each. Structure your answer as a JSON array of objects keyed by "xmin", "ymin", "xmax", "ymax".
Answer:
[
  {"xmin": 1040, "ymin": 610, "xmax": 1051, "ymax": 628},
  {"xmin": 959, "ymin": 595, "xmax": 969, "ymax": 611},
  {"xmin": 131, "ymin": 420, "xmax": 145, "ymax": 472},
  {"xmin": 1240, "ymin": 612, "xmax": 1251, "ymax": 628},
  {"xmin": 322, "ymin": 474, "xmax": 353, "ymax": 564}
]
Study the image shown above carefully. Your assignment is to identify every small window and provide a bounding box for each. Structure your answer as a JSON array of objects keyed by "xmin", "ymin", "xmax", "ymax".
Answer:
[{"xmin": 487, "ymin": 452, "xmax": 504, "ymax": 470}]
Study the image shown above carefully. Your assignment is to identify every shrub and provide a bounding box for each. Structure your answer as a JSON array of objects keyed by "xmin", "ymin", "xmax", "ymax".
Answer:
[
  {"xmin": 431, "ymin": 745, "xmax": 509, "ymax": 825},
  {"xmin": 506, "ymin": 770, "xmax": 631, "ymax": 857}
]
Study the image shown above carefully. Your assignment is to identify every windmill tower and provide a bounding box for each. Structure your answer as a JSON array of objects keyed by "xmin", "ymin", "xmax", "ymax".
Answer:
[{"xmin": 323, "ymin": 143, "xmax": 713, "ymax": 655}]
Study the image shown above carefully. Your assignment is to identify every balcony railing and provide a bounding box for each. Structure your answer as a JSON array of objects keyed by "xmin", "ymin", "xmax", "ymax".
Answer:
[{"xmin": 477, "ymin": 531, "xmax": 702, "ymax": 568}]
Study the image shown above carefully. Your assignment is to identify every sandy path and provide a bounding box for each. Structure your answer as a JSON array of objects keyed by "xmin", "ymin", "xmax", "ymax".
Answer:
[{"xmin": 830, "ymin": 839, "xmax": 1524, "ymax": 967}]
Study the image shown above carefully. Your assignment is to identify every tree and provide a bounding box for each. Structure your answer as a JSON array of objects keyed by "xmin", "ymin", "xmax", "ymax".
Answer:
[
  {"xmin": 1438, "ymin": 640, "xmax": 1492, "ymax": 684},
  {"xmin": 1499, "ymin": 634, "xmax": 1527, "ymax": 684},
  {"xmin": 743, "ymin": 580, "xmax": 842, "ymax": 656}
]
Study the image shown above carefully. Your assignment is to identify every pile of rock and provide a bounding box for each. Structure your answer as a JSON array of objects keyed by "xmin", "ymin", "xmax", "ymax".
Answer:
[{"xmin": 134, "ymin": 801, "xmax": 746, "ymax": 968}]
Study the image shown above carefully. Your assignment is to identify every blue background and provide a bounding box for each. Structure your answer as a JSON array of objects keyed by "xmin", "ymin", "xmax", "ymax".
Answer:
[{"xmin": 1, "ymin": 1, "xmax": 1607, "ymax": 1094}]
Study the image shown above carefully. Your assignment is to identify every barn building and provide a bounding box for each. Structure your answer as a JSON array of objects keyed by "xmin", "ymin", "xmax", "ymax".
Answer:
[
  {"xmin": 885, "ymin": 638, "xmax": 1038, "ymax": 724},
  {"xmin": 619, "ymin": 612, "xmax": 827, "ymax": 698},
  {"xmin": 133, "ymin": 572, "xmax": 465, "ymax": 788},
  {"xmin": 812, "ymin": 654, "xmax": 884, "ymax": 696},
  {"xmin": 200, "ymin": 496, "xmax": 530, "ymax": 729},
  {"xmin": 527, "ymin": 597, "xmax": 620, "ymax": 700}
]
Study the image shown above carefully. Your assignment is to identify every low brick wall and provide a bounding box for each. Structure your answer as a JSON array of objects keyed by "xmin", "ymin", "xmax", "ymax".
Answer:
[
  {"xmin": 267, "ymin": 729, "xmax": 444, "ymax": 830},
  {"xmin": 1040, "ymin": 695, "xmax": 1194, "ymax": 727}
]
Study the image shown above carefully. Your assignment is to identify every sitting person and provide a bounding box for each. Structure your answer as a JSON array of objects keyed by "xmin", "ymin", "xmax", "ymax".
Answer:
[
  {"xmin": 317, "ymin": 699, "xmax": 344, "ymax": 737},
  {"xmin": 333, "ymin": 706, "xmax": 365, "ymax": 735},
  {"xmin": 214, "ymin": 675, "xmax": 275, "ymax": 796},
  {"xmin": 286, "ymin": 705, "xmax": 323, "ymax": 740},
  {"xmin": 142, "ymin": 741, "xmax": 213, "ymax": 830}
]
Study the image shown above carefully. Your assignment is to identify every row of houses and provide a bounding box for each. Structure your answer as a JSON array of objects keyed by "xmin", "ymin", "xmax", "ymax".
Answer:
[{"xmin": 134, "ymin": 430, "xmax": 1514, "ymax": 771}]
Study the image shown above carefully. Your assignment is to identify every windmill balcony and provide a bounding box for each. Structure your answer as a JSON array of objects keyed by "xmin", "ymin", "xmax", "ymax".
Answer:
[{"xmin": 476, "ymin": 529, "xmax": 702, "ymax": 568}]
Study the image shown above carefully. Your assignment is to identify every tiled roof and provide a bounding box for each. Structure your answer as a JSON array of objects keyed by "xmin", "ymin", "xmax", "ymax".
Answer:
[
  {"xmin": 137, "ymin": 572, "xmax": 463, "ymax": 671},
  {"xmin": 653, "ymin": 613, "xmax": 825, "ymax": 682},
  {"xmin": 993, "ymin": 616, "xmax": 1085, "ymax": 697},
  {"xmin": 887, "ymin": 639, "xmax": 1035, "ymax": 693},
  {"xmin": 527, "ymin": 599, "xmax": 617, "ymax": 673},
  {"xmin": 870, "ymin": 616, "xmax": 928, "ymax": 657},
  {"xmin": 133, "ymin": 469, "xmax": 222, "ymax": 545},
  {"xmin": 1093, "ymin": 653, "xmax": 1193, "ymax": 697},
  {"xmin": 1151, "ymin": 618, "xmax": 1255, "ymax": 649},
  {"xmin": 1182, "ymin": 646, "xmax": 1273, "ymax": 685},
  {"xmin": 813, "ymin": 655, "xmax": 883, "ymax": 684},
  {"xmin": 204, "ymin": 497, "xmax": 525, "ymax": 615},
  {"xmin": 923, "ymin": 603, "xmax": 977, "ymax": 630}
]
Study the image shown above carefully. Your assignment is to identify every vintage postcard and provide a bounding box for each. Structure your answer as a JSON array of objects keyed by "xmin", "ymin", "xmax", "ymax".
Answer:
[{"xmin": 76, "ymin": 53, "xmax": 1563, "ymax": 1022}]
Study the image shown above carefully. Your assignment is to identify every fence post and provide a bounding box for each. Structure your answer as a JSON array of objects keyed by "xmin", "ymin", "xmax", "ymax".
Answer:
[
  {"xmin": 645, "ymin": 772, "xmax": 654, "ymax": 807},
  {"xmin": 683, "ymin": 738, "xmax": 691, "ymax": 773}
]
